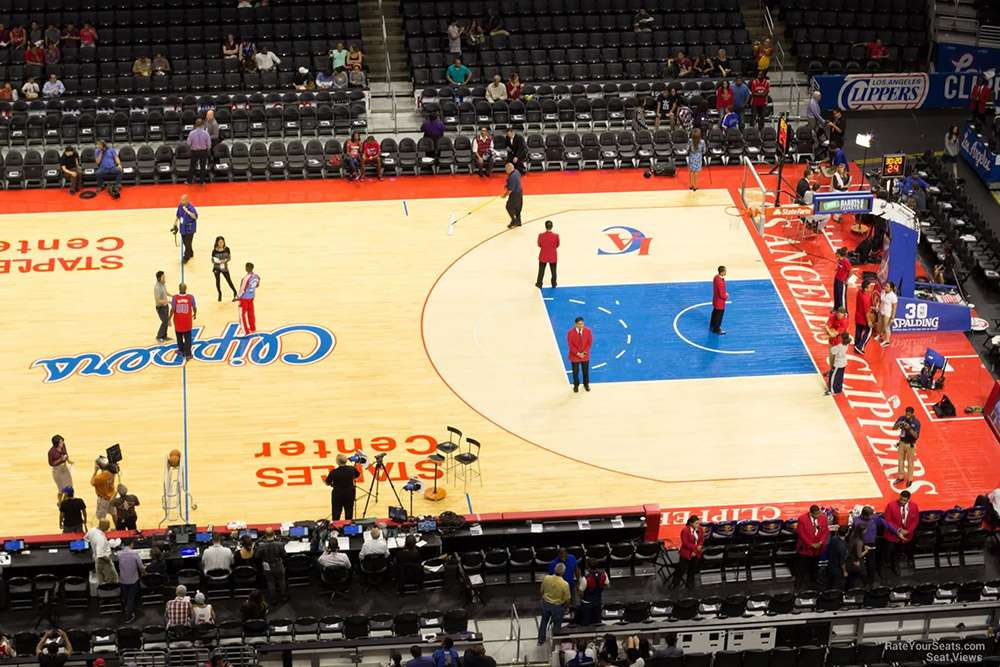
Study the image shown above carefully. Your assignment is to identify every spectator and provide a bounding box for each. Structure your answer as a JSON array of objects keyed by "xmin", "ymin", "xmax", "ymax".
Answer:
[
  {"xmin": 731, "ymin": 76, "xmax": 750, "ymax": 120},
  {"xmin": 42, "ymin": 74, "xmax": 65, "ymax": 98},
  {"xmin": 971, "ymin": 74, "xmax": 993, "ymax": 127},
  {"xmin": 294, "ymin": 66, "xmax": 313, "ymax": 90},
  {"xmin": 332, "ymin": 69, "xmax": 349, "ymax": 90},
  {"xmin": 62, "ymin": 23, "xmax": 80, "ymax": 47},
  {"xmin": 343, "ymin": 130, "xmax": 362, "ymax": 181},
  {"xmin": 90, "ymin": 458, "xmax": 117, "ymax": 520},
  {"xmin": 548, "ymin": 547, "xmax": 580, "ymax": 605},
  {"xmin": 795, "ymin": 166, "xmax": 813, "ymax": 203},
  {"xmin": 578, "ymin": 558, "xmax": 609, "ymax": 625},
  {"xmin": 79, "ymin": 22, "xmax": 97, "ymax": 49},
  {"xmin": 362, "ymin": 134, "xmax": 383, "ymax": 180},
  {"xmin": 754, "ymin": 38, "xmax": 774, "ymax": 73},
  {"xmin": 359, "ymin": 525, "xmax": 389, "ymax": 558},
  {"xmin": 222, "ymin": 34, "xmax": 239, "ymax": 59},
  {"xmin": 467, "ymin": 20, "xmax": 486, "ymax": 49},
  {"xmin": 187, "ymin": 118, "xmax": 212, "ymax": 185},
  {"xmin": 44, "ymin": 23, "xmax": 61, "ymax": 46},
  {"xmin": 831, "ymin": 143, "xmax": 847, "ymax": 170},
  {"xmin": 25, "ymin": 43, "xmax": 45, "ymax": 79},
  {"xmin": 202, "ymin": 533, "xmax": 235, "ymax": 573},
  {"xmin": 485, "ymin": 74, "xmax": 507, "ymax": 103},
  {"xmin": 826, "ymin": 332, "xmax": 851, "ymax": 396},
  {"xmin": 319, "ymin": 69, "xmax": 338, "ymax": 88},
  {"xmin": 674, "ymin": 50, "xmax": 693, "ymax": 77},
  {"xmin": 825, "ymin": 524, "xmax": 848, "ymax": 590},
  {"xmin": 446, "ymin": 56, "xmax": 472, "ymax": 96},
  {"xmin": 692, "ymin": 54, "xmax": 713, "ymax": 77},
  {"xmin": 238, "ymin": 0, "xmax": 253, "ymax": 7},
  {"xmin": 749, "ymin": 71, "xmax": 770, "ymax": 129},
  {"xmin": 447, "ymin": 20, "xmax": 464, "ymax": 57},
  {"xmin": 395, "ymin": 535, "xmax": 422, "ymax": 570},
  {"xmin": 117, "ymin": 538, "xmax": 145, "ymax": 623},
  {"xmin": 433, "ymin": 638, "xmax": 460, "ymax": 667},
  {"xmin": 152, "ymin": 52, "xmax": 171, "ymax": 75},
  {"xmin": 0, "ymin": 23, "xmax": 9, "ymax": 47},
  {"xmin": 146, "ymin": 547, "xmax": 168, "ymax": 575},
  {"xmin": 633, "ymin": 8, "xmax": 654, "ymax": 32},
  {"xmin": 473, "ymin": 126, "xmax": 494, "ymax": 177},
  {"xmin": 713, "ymin": 48, "xmax": 731, "ymax": 77},
  {"xmin": 35, "ymin": 630, "xmax": 72, "ymax": 667},
  {"xmin": 110, "ymin": 484, "xmax": 140, "ymax": 530},
  {"xmin": 9, "ymin": 24, "xmax": 26, "ymax": 49},
  {"xmin": 240, "ymin": 39, "xmax": 257, "ymax": 71},
  {"xmin": 653, "ymin": 635, "xmax": 683, "ymax": 659},
  {"xmin": 463, "ymin": 645, "xmax": 496, "ymax": 667},
  {"xmin": 0, "ymin": 81, "xmax": 17, "ymax": 101},
  {"xmin": 255, "ymin": 45, "xmax": 281, "ymax": 71},
  {"xmin": 538, "ymin": 562, "xmax": 571, "ymax": 643},
  {"xmin": 241, "ymin": 590, "xmax": 269, "ymax": 621},
  {"xmin": 827, "ymin": 108, "xmax": 846, "ymax": 148},
  {"xmin": 600, "ymin": 635, "xmax": 620, "ymax": 663},
  {"xmin": 256, "ymin": 527, "xmax": 288, "ymax": 603},
  {"xmin": 58, "ymin": 486, "xmax": 86, "ymax": 532},
  {"xmin": 235, "ymin": 534, "xmax": 256, "ymax": 567},
  {"xmin": 506, "ymin": 72, "xmax": 524, "ymax": 100},
  {"xmin": 204, "ymin": 109, "xmax": 221, "ymax": 155},
  {"xmin": 943, "ymin": 125, "xmax": 960, "ymax": 179},
  {"xmin": 421, "ymin": 112, "xmax": 446, "ymax": 149},
  {"xmin": 795, "ymin": 505, "xmax": 830, "ymax": 588},
  {"xmin": 485, "ymin": 11, "xmax": 509, "ymax": 36},
  {"xmin": 346, "ymin": 43, "xmax": 364, "ymax": 71},
  {"xmin": 0, "ymin": 632, "xmax": 13, "ymax": 658},
  {"xmin": 85, "ymin": 519, "xmax": 118, "ymax": 584},
  {"xmin": 845, "ymin": 523, "xmax": 868, "ymax": 590},
  {"xmin": 329, "ymin": 42, "xmax": 348, "ymax": 71},
  {"xmin": 165, "ymin": 584, "xmax": 193, "ymax": 627},
  {"xmin": 806, "ymin": 90, "xmax": 824, "ymax": 132},
  {"xmin": 44, "ymin": 42, "xmax": 62, "ymax": 68},
  {"xmin": 624, "ymin": 637, "xmax": 645, "ymax": 667},
  {"xmin": 716, "ymin": 80, "xmax": 733, "ymax": 114},
  {"xmin": 858, "ymin": 37, "xmax": 888, "ymax": 64},
  {"xmin": 505, "ymin": 127, "xmax": 528, "ymax": 172},
  {"xmin": 318, "ymin": 539, "xmax": 351, "ymax": 568},
  {"xmin": 132, "ymin": 55, "xmax": 153, "ymax": 77},
  {"xmin": 672, "ymin": 515, "xmax": 704, "ymax": 589},
  {"xmin": 59, "ymin": 146, "xmax": 87, "ymax": 196},
  {"xmin": 29, "ymin": 21, "xmax": 42, "ymax": 45},
  {"xmin": 407, "ymin": 646, "xmax": 435, "ymax": 667},
  {"xmin": 191, "ymin": 591, "xmax": 216, "ymax": 624},
  {"xmin": 654, "ymin": 85, "xmax": 678, "ymax": 129},
  {"xmin": 94, "ymin": 140, "xmax": 123, "ymax": 194}
]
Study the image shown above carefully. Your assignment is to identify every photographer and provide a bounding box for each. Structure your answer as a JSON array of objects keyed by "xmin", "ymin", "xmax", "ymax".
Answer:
[
  {"xmin": 35, "ymin": 629, "xmax": 73, "ymax": 667},
  {"xmin": 893, "ymin": 407, "xmax": 920, "ymax": 488},
  {"xmin": 173, "ymin": 194, "xmax": 198, "ymax": 264},
  {"xmin": 324, "ymin": 453, "xmax": 360, "ymax": 520}
]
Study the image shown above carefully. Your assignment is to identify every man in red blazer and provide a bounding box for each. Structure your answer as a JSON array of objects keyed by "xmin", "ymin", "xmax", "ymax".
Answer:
[
  {"xmin": 567, "ymin": 317, "xmax": 593, "ymax": 393},
  {"xmin": 795, "ymin": 504, "xmax": 830, "ymax": 588},
  {"xmin": 536, "ymin": 219, "xmax": 559, "ymax": 289},
  {"xmin": 711, "ymin": 265, "xmax": 728, "ymax": 334},
  {"xmin": 672, "ymin": 515, "xmax": 705, "ymax": 590},
  {"xmin": 881, "ymin": 490, "xmax": 918, "ymax": 574}
]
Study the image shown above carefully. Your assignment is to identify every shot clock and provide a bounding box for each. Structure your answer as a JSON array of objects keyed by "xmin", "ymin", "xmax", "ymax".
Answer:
[{"xmin": 881, "ymin": 153, "xmax": 907, "ymax": 178}]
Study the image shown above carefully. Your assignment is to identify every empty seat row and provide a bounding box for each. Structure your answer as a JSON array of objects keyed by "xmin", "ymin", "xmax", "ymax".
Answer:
[
  {"xmin": 405, "ymin": 12, "xmax": 744, "ymax": 37},
  {"xmin": 402, "ymin": 0, "xmax": 741, "ymax": 18}
]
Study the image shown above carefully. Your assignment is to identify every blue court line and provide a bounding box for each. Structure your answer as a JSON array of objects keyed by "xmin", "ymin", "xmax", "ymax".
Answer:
[
  {"xmin": 403, "ymin": 200, "xmax": 409, "ymax": 216},
  {"xmin": 178, "ymin": 232, "xmax": 190, "ymax": 522},
  {"xmin": 466, "ymin": 492, "xmax": 473, "ymax": 514}
]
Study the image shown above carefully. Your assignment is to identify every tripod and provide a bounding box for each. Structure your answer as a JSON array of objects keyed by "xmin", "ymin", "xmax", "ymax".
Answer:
[{"xmin": 360, "ymin": 455, "xmax": 405, "ymax": 518}]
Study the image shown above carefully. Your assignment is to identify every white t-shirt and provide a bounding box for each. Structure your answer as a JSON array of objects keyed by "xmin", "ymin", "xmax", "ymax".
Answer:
[
  {"xmin": 192, "ymin": 604, "xmax": 214, "ymax": 624},
  {"xmin": 202, "ymin": 544, "xmax": 235, "ymax": 572},
  {"xmin": 879, "ymin": 290, "xmax": 898, "ymax": 317},
  {"xmin": 447, "ymin": 25, "xmax": 461, "ymax": 52},
  {"xmin": 85, "ymin": 527, "xmax": 111, "ymax": 558},
  {"xmin": 830, "ymin": 343, "xmax": 848, "ymax": 368}
]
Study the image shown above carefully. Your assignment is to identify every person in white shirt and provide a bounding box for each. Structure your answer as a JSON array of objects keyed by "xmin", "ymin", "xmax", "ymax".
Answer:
[
  {"xmin": 254, "ymin": 47, "xmax": 281, "ymax": 71},
  {"xmin": 84, "ymin": 519, "xmax": 119, "ymax": 584},
  {"xmin": 876, "ymin": 281, "xmax": 898, "ymax": 347},
  {"xmin": 201, "ymin": 534, "xmax": 235, "ymax": 572},
  {"xmin": 21, "ymin": 77, "xmax": 40, "ymax": 100},
  {"xmin": 485, "ymin": 75, "xmax": 507, "ymax": 103},
  {"xmin": 358, "ymin": 526, "xmax": 389, "ymax": 559},
  {"xmin": 317, "ymin": 540, "xmax": 351, "ymax": 569},
  {"xmin": 42, "ymin": 74, "xmax": 64, "ymax": 98},
  {"xmin": 825, "ymin": 332, "xmax": 851, "ymax": 396},
  {"xmin": 191, "ymin": 591, "xmax": 215, "ymax": 624}
]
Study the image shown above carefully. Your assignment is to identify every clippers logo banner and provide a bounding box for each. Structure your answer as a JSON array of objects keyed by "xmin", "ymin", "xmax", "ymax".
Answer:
[{"xmin": 814, "ymin": 72, "xmax": 1000, "ymax": 111}]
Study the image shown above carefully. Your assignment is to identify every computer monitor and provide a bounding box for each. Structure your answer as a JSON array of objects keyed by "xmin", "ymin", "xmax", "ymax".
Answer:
[
  {"xmin": 69, "ymin": 539, "xmax": 88, "ymax": 553},
  {"xmin": 195, "ymin": 532, "xmax": 213, "ymax": 544},
  {"xmin": 417, "ymin": 520, "xmax": 437, "ymax": 533},
  {"xmin": 288, "ymin": 526, "xmax": 308, "ymax": 538},
  {"xmin": 342, "ymin": 524, "xmax": 362, "ymax": 536},
  {"xmin": 179, "ymin": 546, "xmax": 199, "ymax": 558},
  {"xmin": 239, "ymin": 528, "xmax": 259, "ymax": 539},
  {"xmin": 3, "ymin": 539, "xmax": 25, "ymax": 552}
]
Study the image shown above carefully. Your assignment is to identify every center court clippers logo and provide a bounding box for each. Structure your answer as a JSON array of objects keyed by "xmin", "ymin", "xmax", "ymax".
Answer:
[
  {"xmin": 837, "ymin": 74, "xmax": 930, "ymax": 111},
  {"xmin": 31, "ymin": 323, "xmax": 335, "ymax": 383},
  {"xmin": 597, "ymin": 226, "xmax": 652, "ymax": 256}
]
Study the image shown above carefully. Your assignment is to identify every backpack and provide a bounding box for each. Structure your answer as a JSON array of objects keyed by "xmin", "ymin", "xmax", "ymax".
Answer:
[{"xmin": 437, "ymin": 510, "xmax": 467, "ymax": 534}]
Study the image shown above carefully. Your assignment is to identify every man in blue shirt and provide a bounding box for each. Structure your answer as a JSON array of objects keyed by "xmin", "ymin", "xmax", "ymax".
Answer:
[
  {"xmin": 852, "ymin": 506, "xmax": 902, "ymax": 584},
  {"xmin": 445, "ymin": 57, "xmax": 471, "ymax": 101},
  {"xmin": 731, "ymin": 77, "xmax": 751, "ymax": 120},
  {"xmin": 95, "ymin": 140, "xmax": 122, "ymax": 193},
  {"xmin": 502, "ymin": 162, "xmax": 523, "ymax": 228},
  {"xmin": 406, "ymin": 646, "xmax": 436, "ymax": 667},
  {"xmin": 897, "ymin": 170, "xmax": 930, "ymax": 212},
  {"xmin": 174, "ymin": 194, "xmax": 198, "ymax": 264},
  {"xmin": 548, "ymin": 547, "xmax": 580, "ymax": 605},
  {"xmin": 431, "ymin": 637, "xmax": 459, "ymax": 667}
]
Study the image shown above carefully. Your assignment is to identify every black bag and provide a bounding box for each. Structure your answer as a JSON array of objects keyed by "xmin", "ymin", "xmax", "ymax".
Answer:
[
  {"xmin": 645, "ymin": 159, "xmax": 676, "ymax": 177},
  {"xmin": 932, "ymin": 394, "xmax": 956, "ymax": 418},
  {"xmin": 437, "ymin": 510, "xmax": 467, "ymax": 534}
]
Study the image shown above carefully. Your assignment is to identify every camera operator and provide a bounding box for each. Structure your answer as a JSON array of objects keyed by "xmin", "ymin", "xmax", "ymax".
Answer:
[
  {"xmin": 324, "ymin": 454, "xmax": 360, "ymax": 521},
  {"xmin": 893, "ymin": 407, "xmax": 920, "ymax": 488}
]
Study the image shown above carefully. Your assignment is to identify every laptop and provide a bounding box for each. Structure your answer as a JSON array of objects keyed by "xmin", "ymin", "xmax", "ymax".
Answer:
[{"xmin": 179, "ymin": 546, "xmax": 199, "ymax": 558}]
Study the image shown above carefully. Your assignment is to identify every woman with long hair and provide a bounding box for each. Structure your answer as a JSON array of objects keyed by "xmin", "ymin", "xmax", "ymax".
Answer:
[
  {"xmin": 686, "ymin": 128, "xmax": 705, "ymax": 191},
  {"xmin": 845, "ymin": 523, "xmax": 868, "ymax": 590},
  {"xmin": 943, "ymin": 125, "xmax": 960, "ymax": 179},
  {"xmin": 715, "ymin": 79, "xmax": 733, "ymax": 114},
  {"xmin": 212, "ymin": 236, "xmax": 237, "ymax": 302},
  {"xmin": 876, "ymin": 281, "xmax": 898, "ymax": 347},
  {"xmin": 344, "ymin": 131, "xmax": 362, "ymax": 180}
]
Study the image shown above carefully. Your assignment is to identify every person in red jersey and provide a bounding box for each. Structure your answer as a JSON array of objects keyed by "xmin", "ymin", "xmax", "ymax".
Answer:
[
  {"xmin": 711, "ymin": 265, "xmax": 728, "ymax": 334},
  {"xmin": 567, "ymin": 317, "xmax": 592, "ymax": 393},
  {"xmin": 535, "ymin": 219, "xmax": 559, "ymax": 289},
  {"xmin": 235, "ymin": 262, "xmax": 260, "ymax": 335},
  {"xmin": 343, "ymin": 130, "xmax": 362, "ymax": 181},
  {"xmin": 361, "ymin": 135, "xmax": 382, "ymax": 180},
  {"xmin": 749, "ymin": 71, "xmax": 770, "ymax": 129},
  {"xmin": 833, "ymin": 246, "xmax": 852, "ymax": 311},
  {"xmin": 169, "ymin": 283, "xmax": 197, "ymax": 361},
  {"xmin": 853, "ymin": 280, "xmax": 875, "ymax": 354}
]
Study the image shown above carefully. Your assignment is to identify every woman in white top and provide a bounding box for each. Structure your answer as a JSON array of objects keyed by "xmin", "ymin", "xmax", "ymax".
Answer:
[
  {"xmin": 876, "ymin": 281, "xmax": 898, "ymax": 347},
  {"xmin": 191, "ymin": 591, "xmax": 215, "ymax": 624},
  {"xmin": 943, "ymin": 125, "xmax": 960, "ymax": 179},
  {"xmin": 831, "ymin": 163, "xmax": 851, "ymax": 221}
]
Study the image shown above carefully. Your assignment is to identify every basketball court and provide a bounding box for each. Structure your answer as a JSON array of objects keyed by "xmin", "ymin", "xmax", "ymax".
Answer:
[{"xmin": 3, "ymin": 167, "xmax": 999, "ymax": 539}]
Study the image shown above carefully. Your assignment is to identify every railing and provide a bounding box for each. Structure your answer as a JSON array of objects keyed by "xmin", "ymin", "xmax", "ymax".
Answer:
[
  {"xmin": 508, "ymin": 602, "xmax": 522, "ymax": 663},
  {"xmin": 378, "ymin": 0, "xmax": 399, "ymax": 134},
  {"xmin": 760, "ymin": 0, "xmax": 802, "ymax": 117}
]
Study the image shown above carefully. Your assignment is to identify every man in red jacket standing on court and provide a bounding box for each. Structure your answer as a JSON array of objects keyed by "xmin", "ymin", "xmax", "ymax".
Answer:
[
  {"xmin": 881, "ymin": 490, "xmax": 918, "ymax": 574},
  {"xmin": 711, "ymin": 265, "xmax": 728, "ymax": 334},
  {"xmin": 795, "ymin": 504, "xmax": 830, "ymax": 588},
  {"xmin": 536, "ymin": 220, "xmax": 559, "ymax": 288},
  {"xmin": 567, "ymin": 317, "xmax": 592, "ymax": 393}
]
